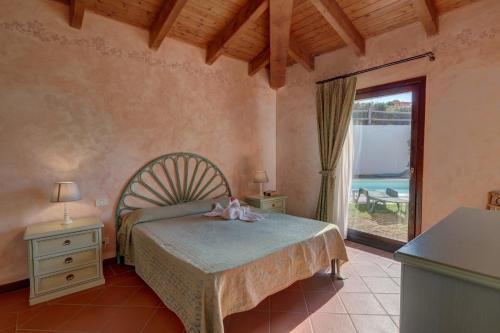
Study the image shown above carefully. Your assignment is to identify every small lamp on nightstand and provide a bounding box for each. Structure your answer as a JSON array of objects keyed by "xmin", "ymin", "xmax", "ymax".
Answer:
[
  {"xmin": 253, "ymin": 170, "xmax": 268, "ymax": 197},
  {"xmin": 50, "ymin": 181, "xmax": 81, "ymax": 225}
]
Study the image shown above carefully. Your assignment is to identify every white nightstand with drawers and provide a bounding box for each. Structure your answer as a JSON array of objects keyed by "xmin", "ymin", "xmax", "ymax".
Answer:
[
  {"xmin": 245, "ymin": 195, "xmax": 287, "ymax": 214},
  {"xmin": 24, "ymin": 217, "xmax": 105, "ymax": 305}
]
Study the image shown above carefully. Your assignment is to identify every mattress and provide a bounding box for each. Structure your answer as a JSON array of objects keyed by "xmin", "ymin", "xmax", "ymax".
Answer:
[{"xmin": 120, "ymin": 203, "xmax": 348, "ymax": 333}]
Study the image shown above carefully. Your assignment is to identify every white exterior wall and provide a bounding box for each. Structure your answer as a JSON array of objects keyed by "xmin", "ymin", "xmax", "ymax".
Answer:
[{"xmin": 352, "ymin": 125, "xmax": 411, "ymax": 176}]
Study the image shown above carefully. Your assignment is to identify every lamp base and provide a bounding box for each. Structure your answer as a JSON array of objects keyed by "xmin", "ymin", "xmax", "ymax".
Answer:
[{"xmin": 61, "ymin": 202, "xmax": 74, "ymax": 225}]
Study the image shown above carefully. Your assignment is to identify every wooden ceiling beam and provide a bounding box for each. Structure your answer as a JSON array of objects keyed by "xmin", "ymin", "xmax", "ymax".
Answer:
[
  {"xmin": 310, "ymin": 0, "xmax": 365, "ymax": 56},
  {"xmin": 149, "ymin": 0, "xmax": 188, "ymax": 50},
  {"xmin": 288, "ymin": 38, "xmax": 315, "ymax": 72},
  {"xmin": 206, "ymin": 0, "xmax": 268, "ymax": 65},
  {"xmin": 412, "ymin": 0, "xmax": 439, "ymax": 35},
  {"xmin": 248, "ymin": 47, "xmax": 270, "ymax": 76},
  {"xmin": 269, "ymin": 0, "xmax": 294, "ymax": 89},
  {"xmin": 69, "ymin": 0, "xmax": 85, "ymax": 29}
]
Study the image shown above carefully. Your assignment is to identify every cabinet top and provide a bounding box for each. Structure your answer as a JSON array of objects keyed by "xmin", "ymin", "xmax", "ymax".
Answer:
[
  {"xmin": 24, "ymin": 217, "xmax": 102, "ymax": 240},
  {"xmin": 245, "ymin": 194, "xmax": 288, "ymax": 201},
  {"xmin": 395, "ymin": 207, "xmax": 500, "ymax": 283}
]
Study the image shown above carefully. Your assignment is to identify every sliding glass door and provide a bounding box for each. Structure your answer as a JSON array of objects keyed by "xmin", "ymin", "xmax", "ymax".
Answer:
[{"xmin": 347, "ymin": 78, "xmax": 425, "ymax": 252}]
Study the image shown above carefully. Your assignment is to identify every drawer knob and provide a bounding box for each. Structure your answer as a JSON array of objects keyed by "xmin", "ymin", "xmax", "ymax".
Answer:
[
  {"xmin": 272, "ymin": 203, "xmax": 276, "ymax": 207},
  {"xmin": 63, "ymin": 239, "xmax": 71, "ymax": 246},
  {"xmin": 64, "ymin": 257, "xmax": 73, "ymax": 264},
  {"xmin": 66, "ymin": 274, "xmax": 75, "ymax": 281}
]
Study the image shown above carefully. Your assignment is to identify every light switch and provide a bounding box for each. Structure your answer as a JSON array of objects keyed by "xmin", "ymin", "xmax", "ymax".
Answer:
[{"xmin": 96, "ymin": 198, "xmax": 109, "ymax": 207}]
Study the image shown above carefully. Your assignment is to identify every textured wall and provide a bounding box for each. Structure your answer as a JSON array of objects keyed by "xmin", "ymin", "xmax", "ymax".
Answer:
[
  {"xmin": 277, "ymin": 0, "xmax": 500, "ymax": 228},
  {"xmin": 0, "ymin": 0, "xmax": 276, "ymax": 284}
]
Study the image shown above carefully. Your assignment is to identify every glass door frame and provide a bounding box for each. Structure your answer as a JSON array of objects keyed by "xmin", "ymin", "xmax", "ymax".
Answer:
[{"xmin": 347, "ymin": 77, "xmax": 426, "ymax": 252}]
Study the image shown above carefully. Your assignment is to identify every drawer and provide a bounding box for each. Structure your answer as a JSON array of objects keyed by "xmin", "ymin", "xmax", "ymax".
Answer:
[
  {"xmin": 35, "ymin": 264, "xmax": 99, "ymax": 295},
  {"xmin": 262, "ymin": 199, "xmax": 285, "ymax": 210},
  {"xmin": 33, "ymin": 230, "xmax": 98, "ymax": 257},
  {"xmin": 268, "ymin": 207, "xmax": 285, "ymax": 214},
  {"xmin": 34, "ymin": 247, "xmax": 99, "ymax": 276}
]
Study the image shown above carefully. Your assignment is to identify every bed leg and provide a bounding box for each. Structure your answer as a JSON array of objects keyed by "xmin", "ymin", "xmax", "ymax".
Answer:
[{"xmin": 331, "ymin": 259, "xmax": 347, "ymax": 280}]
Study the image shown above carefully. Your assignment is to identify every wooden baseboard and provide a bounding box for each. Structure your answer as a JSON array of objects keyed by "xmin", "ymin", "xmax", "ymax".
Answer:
[
  {"xmin": 0, "ymin": 256, "xmax": 120, "ymax": 294},
  {"xmin": 0, "ymin": 279, "xmax": 30, "ymax": 294}
]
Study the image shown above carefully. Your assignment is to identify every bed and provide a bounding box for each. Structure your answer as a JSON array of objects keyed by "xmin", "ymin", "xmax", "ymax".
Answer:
[{"xmin": 115, "ymin": 152, "xmax": 348, "ymax": 333}]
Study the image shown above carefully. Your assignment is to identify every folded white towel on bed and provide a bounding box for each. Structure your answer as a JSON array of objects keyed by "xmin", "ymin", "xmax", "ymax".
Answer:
[{"xmin": 203, "ymin": 197, "xmax": 264, "ymax": 222}]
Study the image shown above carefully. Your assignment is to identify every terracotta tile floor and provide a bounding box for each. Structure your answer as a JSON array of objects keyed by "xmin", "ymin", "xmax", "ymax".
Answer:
[{"xmin": 0, "ymin": 241, "xmax": 401, "ymax": 332}]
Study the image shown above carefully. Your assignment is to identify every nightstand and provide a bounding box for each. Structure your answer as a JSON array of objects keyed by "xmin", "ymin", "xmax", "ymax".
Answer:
[
  {"xmin": 245, "ymin": 195, "xmax": 287, "ymax": 213},
  {"xmin": 24, "ymin": 217, "xmax": 105, "ymax": 305}
]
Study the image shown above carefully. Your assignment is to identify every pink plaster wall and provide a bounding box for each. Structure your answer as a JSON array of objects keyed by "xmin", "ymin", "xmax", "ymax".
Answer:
[
  {"xmin": 277, "ymin": 0, "xmax": 500, "ymax": 230},
  {"xmin": 0, "ymin": 0, "xmax": 276, "ymax": 284}
]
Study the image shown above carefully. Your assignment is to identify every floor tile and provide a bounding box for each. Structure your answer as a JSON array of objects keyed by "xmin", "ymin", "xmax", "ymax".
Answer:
[
  {"xmin": 310, "ymin": 313, "xmax": 356, "ymax": 333},
  {"xmin": 125, "ymin": 286, "xmax": 163, "ymax": 307},
  {"xmin": 270, "ymin": 311, "xmax": 312, "ymax": 333},
  {"xmin": 339, "ymin": 293, "xmax": 386, "ymax": 315},
  {"xmin": 58, "ymin": 305, "xmax": 116, "ymax": 331},
  {"xmin": 333, "ymin": 276, "xmax": 370, "ymax": 293},
  {"xmin": 381, "ymin": 262, "xmax": 402, "ymax": 278},
  {"xmin": 19, "ymin": 304, "xmax": 82, "ymax": 330},
  {"xmin": 375, "ymin": 294, "xmax": 401, "ymax": 316},
  {"xmin": 300, "ymin": 275, "xmax": 335, "ymax": 292},
  {"xmin": 362, "ymin": 277, "xmax": 400, "ymax": 294},
  {"xmin": 270, "ymin": 289, "xmax": 307, "ymax": 313},
  {"xmin": 0, "ymin": 312, "xmax": 16, "ymax": 330},
  {"xmin": 16, "ymin": 303, "xmax": 49, "ymax": 326},
  {"xmin": 351, "ymin": 314, "xmax": 398, "ymax": 333},
  {"xmin": 91, "ymin": 286, "xmax": 140, "ymax": 306},
  {"xmin": 304, "ymin": 291, "xmax": 346, "ymax": 314},
  {"xmin": 0, "ymin": 242, "xmax": 400, "ymax": 333},
  {"xmin": 249, "ymin": 297, "xmax": 270, "ymax": 313},
  {"xmin": 391, "ymin": 315, "xmax": 400, "ymax": 328},
  {"xmin": 0, "ymin": 288, "xmax": 30, "ymax": 312},
  {"xmin": 142, "ymin": 308, "xmax": 184, "ymax": 333},
  {"xmin": 102, "ymin": 306, "xmax": 156, "ymax": 333},
  {"xmin": 351, "ymin": 262, "xmax": 389, "ymax": 277},
  {"xmin": 49, "ymin": 285, "xmax": 105, "ymax": 305},
  {"xmin": 391, "ymin": 277, "xmax": 401, "ymax": 286},
  {"xmin": 224, "ymin": 310, "xmax": 269, "ymax": 333},
  {"xmin": 336, "ymin": 263, "xmax": 359, "ymax": 278}
]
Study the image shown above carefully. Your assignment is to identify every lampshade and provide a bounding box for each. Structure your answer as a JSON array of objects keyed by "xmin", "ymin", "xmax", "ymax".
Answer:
[
  {"xmin": 50, "ymin": 182, "xmax": 81, "ymax": 202},
  {"xmin": 253, "ymin": 170, "xmax": 269, "ymax": 184}
]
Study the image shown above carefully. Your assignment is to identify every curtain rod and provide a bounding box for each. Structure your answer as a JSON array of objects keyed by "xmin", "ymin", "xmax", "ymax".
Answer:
[{"xmin": 316, "ymin": 52, "xmax": 435, "ymax": 84}]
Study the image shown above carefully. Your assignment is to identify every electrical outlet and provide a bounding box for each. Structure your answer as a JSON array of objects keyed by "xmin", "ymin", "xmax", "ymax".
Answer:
[
  {"xmin": 96, "ymin": 198, "xmax": 109, "ymax": 207},
  {"xmin": 102, "ymin": 236, "xmax": 110, "ymax": 247}
]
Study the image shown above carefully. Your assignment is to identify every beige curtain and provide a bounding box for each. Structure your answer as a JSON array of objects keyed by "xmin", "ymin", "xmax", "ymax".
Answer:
[{"xmin": 316, "ymin": 77, "xmax": 357, "ymax": 222}]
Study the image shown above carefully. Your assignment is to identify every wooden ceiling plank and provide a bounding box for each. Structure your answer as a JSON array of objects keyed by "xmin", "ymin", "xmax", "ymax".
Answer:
[
  {"xmin": 206, "ymin": 0, "xmax": 268, "ymax": 65},
  {"xmin": 310, "ymin": 0, "xmax": 365, "ymax": 56},
  {"xmin": 149, "ymin": 0, "xmax": 189, "ymax": 50},
  {"xmin": 69, "ymin": 0, "xmax": 85, "ymax": 29},
  {"xmin": 412, "ymin": 0, "xmax": 439, "ymax": 35},
  {"xmin": 288, "ymin": 38, "xmax": 315, "ymax": 71},
  {"xmin": 248, "ymin": 47, "xmax": 270, "ymax": 76},
  {"xmin": 269, "ymin": 0, "xmax": 294, "ymax": 89}
]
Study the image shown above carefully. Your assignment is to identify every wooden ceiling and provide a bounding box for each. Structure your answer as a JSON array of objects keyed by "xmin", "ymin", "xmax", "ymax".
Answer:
[{"xmin": 63, "ymin": 0, "xmax": 480, "ymax": 88}]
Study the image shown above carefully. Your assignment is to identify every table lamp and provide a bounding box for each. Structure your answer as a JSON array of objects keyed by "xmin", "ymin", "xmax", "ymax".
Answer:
[
  {"xmin": 253, "ymin": 170, "xmax": 268, "ymax": 196},
  {"xmin": 50, "ymin": 181, "xmax": 81, "ymax": 225}
]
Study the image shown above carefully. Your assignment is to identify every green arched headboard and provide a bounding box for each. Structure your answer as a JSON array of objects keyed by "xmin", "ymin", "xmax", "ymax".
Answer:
[{"xmin": 115, "ymin": 152, "xmax": 232, "ymax": 231}]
